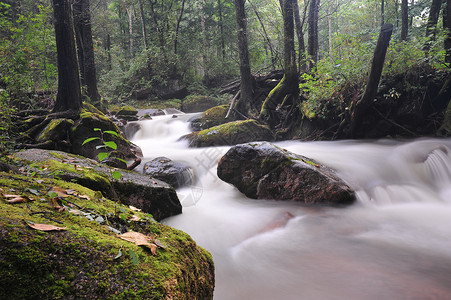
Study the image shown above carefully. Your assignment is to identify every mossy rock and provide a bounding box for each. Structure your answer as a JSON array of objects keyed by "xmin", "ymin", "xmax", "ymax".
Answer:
[
  {"xmin": 190, "ymin": 105, "xmax": 236, "ymax": 131},
  {"xmin": 70, "ymin": 111, "xmax": 141, "ymax": 162},
  {"xmin": 14, "ymin": 149, "xmax": 181, "ymax": 221},
  {"xmin": 182, "ymin": 119, "xmax": 274, "ymax": 147},
  {"xmin": 0, "ymin": 172, "xmax": 214, "ymax": 299},
  {"xmin": 181, "ymin": 95, "xmax": 218, "ymax": 113},
  {"xmin": 36, "ymin": 118, "xmax": 74, "ymax": 143}
]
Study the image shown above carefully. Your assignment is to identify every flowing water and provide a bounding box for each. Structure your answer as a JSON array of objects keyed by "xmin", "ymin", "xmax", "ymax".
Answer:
[{"xmin": 131, "ymin": 113, "xmax": 451, "ymax": 300}]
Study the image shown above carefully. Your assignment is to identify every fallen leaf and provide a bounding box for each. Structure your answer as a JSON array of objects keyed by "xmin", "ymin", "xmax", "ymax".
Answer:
[
  {"xmin": 153, "ymin": 238, "xmax": 167, "ymax": 249},
  {"xmin": 78, "ymin": 194, "xmax": 91, "ymax": 200},
  {"xmin": 48, "ymin": 186, "xmax": 69, "ymax": 198},
  {"xmin": 129, "ymin": 215, "xmax": 141, "ymax": 222},
  {"xmin": 114, "ymin": 248, "xmax": 123, "ymax": 260},
  {"xmin": 117, "ymin": 231, "xmax": 158, "ymax": 255},
  {"xmin": 3, "ymin": 194, "xmax": 30, "ymax": 204},
  {"xmin": 129, "ymin": 205, "xmax": 141, "ymax": 212},
  {"xmin": 65, "ymin": 189, "xmax": 76, "ymax": 195},
  {"xmin": 27, "ymin": 222, "xmax": 67, "ymax": 231}
]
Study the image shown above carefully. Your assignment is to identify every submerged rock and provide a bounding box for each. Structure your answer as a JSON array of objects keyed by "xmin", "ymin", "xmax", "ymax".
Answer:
[
  {"xmin": 14, "ymin": 149, "xmax": 181, "ymax": 221},
  {"xmin": 217, "ymin": 142, "xmax": 355, "ymax": 205},
  {"xmin": 182, "ymin": 119, "xmax": 274, "ymax": 147},
  {"xmin": 143, "ymin": 157, "xmax": 194, "ymax": 189}
]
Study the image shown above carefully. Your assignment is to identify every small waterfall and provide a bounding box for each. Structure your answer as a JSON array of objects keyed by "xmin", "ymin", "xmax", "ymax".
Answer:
[{"xmin": 131, "ymin": 116, "xmax": 451, "ymax": 300}]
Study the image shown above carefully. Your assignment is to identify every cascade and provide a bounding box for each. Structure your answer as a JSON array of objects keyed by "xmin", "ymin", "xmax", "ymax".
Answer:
[{"xmin": 131, "ymin": 114, "xmax": 451, "ymax": 300}]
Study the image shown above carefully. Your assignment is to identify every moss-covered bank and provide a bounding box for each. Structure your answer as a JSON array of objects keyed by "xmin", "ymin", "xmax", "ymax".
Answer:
[{"xmin": 0, "ymin": 165, "xmax": 214, "ymax": 299}]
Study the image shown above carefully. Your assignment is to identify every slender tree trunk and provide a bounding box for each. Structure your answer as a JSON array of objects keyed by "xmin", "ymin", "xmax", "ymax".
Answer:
[
  {"xmin": 138, "ymin": 0, "xmax": 148, "ymax": 50},
  {"xmin": 174, "ymin": 0, "xmax": 186, "ymax": 55},
  {"xmin": 52, "ymin": 0, "xmax": 82, "ymax": 113},
  {"xmin": 149, "ymin": 0, "xmax": 167, "ymax": 61},
  {"xmin": 445, "ymin": 0, "xmax": 451, "ymax": 63},
  {"xmin": 126, "ymin": 6, "xmax": 134, "ymax": 58},
  {"xmin": 73, "ymin": 0, "xmax": 100, "ymax": 105},
  {"xmin": 294, "ymin": 0, "xmax": 307, "ymax": 73},
  {"xmin": 218, "ymin": 0, "xmax": 226, "ymax": 61},
  {"xmin": 351, "ymin": 23, "xmax": 393, "ymax": 137},
  {"xmin": 327, "ymin": 0, "xmax": 333, "ymax": 62},
  {"xmin": 426, "ymin": 0, "xmax": 442, "ymax": 39},
  {"xmin": 308, "ymin": 0, "xmax": 320, "ymax": 70},
  {"xmin": 249, "ymin": 0, "xmax": 276, "ymax": 69},
  {"xmin": 200, "ymin": 0, "xmax": 208, "ymax": 80},
  {"xmin": 234, "ymin": 0, "xmax": 254, "ymax": 116},
  {"xmin": 401, "ymin": 0, "xmax": 408, "ymax": 41},
  {"xmin": 381, "ymin": 0, "xmax": 385, "ymax": 26},
  {"xmin": 259, "ymin": 0, "xmax": 299, "ymax": 127}
]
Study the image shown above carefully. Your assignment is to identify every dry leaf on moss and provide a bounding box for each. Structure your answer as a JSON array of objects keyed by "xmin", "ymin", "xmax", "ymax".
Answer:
[
  {"xmin": 27, "ymin": 222, "xmax": 67, "ymax": 231},
  {"xmin": 3, "ymin": 194, "xmax": 30, "ymax": 204},
  {"xmin": 117, "ymin": 231, "xmax": 158, "ymax": 255}
]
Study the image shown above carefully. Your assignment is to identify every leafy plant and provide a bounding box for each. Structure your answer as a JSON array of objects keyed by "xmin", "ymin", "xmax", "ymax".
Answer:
[{"xmin": 82, "ymin": 128, "xmax": 126, "ymax": 180}]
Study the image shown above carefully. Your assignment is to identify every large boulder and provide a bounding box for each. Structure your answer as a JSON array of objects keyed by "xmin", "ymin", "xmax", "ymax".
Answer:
[
  {"xmin": 182, "ymin": 119, "xmax": 274, "ymax": 147},
  {"xmin": 143, "ymin": 157, "xmax": 194, "ymax": 189},
  {"xmin": 217, "ymin": 142, "xmax": 355, "ymax": 205},
  {"xmin": 0, "ymin": 170, "xmax": 214, "ymax": 299},
  {"xmin": 189, "ymin": 105, "xmax": 235, "ymax": 131},
  {"xmin": 14, "ymin": 149, "xmax": 181, "ymax": 221}
]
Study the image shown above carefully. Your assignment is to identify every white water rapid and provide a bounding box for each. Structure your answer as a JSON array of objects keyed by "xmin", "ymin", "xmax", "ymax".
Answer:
[{"xmin": 131, "ymin": 113, "xmax": 451, "ymax": 300}]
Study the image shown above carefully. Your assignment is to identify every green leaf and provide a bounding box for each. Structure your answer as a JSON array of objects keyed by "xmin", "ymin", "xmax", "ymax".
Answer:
[
  {"xmin": 104, "ymin": 130, "xmax": 119, "ymax": 137},
  {"xmin": 94, "ymin": 128, "xmax": 102, "ymax": 132},
  {"xmin": 98, "ymin": 152, "xmax": 109, "ymax": 162},
  {"xmin": 104, "ymin": 141, "xmax": 117, "ymax": 150},
  {"xmin": 82, "ymin": 137, "xmax": 100, "ymax": 146},
  {"xmin": 129, "ymin": 249, "xmax": 139, "ymax": 265},
  {"xmin": 114, "ymin": 157, "xmax": 128, "ymax": 164},
  {"xmin": 112, "ymin": 171, "xmax": 122, "ymax": 180}
]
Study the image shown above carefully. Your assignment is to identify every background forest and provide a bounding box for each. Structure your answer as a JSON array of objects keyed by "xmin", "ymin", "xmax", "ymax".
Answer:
[{"xmin": 1, "ymin": 0, "xmax": 451, "ymax": 149}]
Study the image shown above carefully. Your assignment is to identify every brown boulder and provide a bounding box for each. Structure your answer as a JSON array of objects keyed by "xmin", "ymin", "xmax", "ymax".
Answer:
[{"xmin": 217, "ymin": 142, "xmax": 355, "ymax": 205}]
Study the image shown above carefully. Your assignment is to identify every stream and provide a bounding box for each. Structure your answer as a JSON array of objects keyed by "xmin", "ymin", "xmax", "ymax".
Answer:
[{"xmin": 131, "ymin": 113, "xmax": 451, "ymax": 300}]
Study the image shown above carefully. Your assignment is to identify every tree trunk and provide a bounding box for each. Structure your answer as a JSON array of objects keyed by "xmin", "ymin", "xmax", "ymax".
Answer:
[
  {"xmin": 351, "ymin": 23, "xmax": 393, "ymax": 137},
  {"xmin": 294, "ymin": 0, "xmax": 307, "ymax": 73},
  {"xmin": 218, "ymin": 0, "xmax": 226, "ymax": 61},
  {"xmin": 234, "ymin": 0, "xmax": 254, "ymax": 116},
  {"xmin": 259, "ymin": 0, "xmax": 299, "ymax": 128},
  {"xmin": 149, "ymin": 0, "xmax": 166, "ymax": 61},
  {"xmin": 52, "ymin": 0, "xmax": 82, "ymax": 113},
  {"xmin": 425, "ymin": 0, "xmax": 442, "ymax": 44},
  {"xmin": 249, "ymin": 0, "xmax": 276, "ymax": 70},
  {"xmin": 138, "ymin": 0, "xmax": 148, "ymax": 50},
  {"xmin": 308, "ymin": 0, "xmax": 320, "ymax": 70},
  {"xmin": 126, "ymin": 6, "xmax": 134, "ymax": 58},
  {"xmin": 73, "ymin": 0, "xmax": 100, "ymax": 105},
  {"xmin": 401, "ymin": 0, "xmax": 408, "ymax": 41},
  {"xmin": 381, "ymin": 0, "xmax": 385, "ymax": 25},
  {"xmin": 174, "ymin": 0, "xmax": 186, "ymax": 55},
  {"xmin": 200, "ymin": 0, "xmax": 208, "ymax": 81},
  {"xmin": 444, "ymin": 0, "xmax": 451, "ymax": 63},
  {"xmin": 327, "ymin": 0, "xmax": 333, "ymax": 62}
]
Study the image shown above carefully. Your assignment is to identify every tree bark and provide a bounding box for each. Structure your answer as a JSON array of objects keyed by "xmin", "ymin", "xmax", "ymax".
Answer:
[
  {"xmin": 52, "ymin": 0, "xmax": 82, "ymax": 113},
  {"xmin": 294, "ymin": 0, "xmax": 307, "ymax": 73},
  {"xmin": 351, "ymin": 23, "xmax": 393, "ymax": 137},
  {"xmin": 401, "ymin": 0, "xmax": 408, "ymax": 41},
  {"xmin": 138, "ymin": 0, "xmax": 148, "ymax": 50},
  {"xmin": 444, "ymin": 0, "xmax": 451, "ymax": 63},
  {"xmin": 249, "ymin": 0, "xmax": 276, "ymax": 70},
  {"xmin": 308, "ymin": 0, "xmax": 320, "ymax": 70},
  {"xmin": 259, "ymin": 0, "xmax": 299, "ymax": 127},
  {"xmin": 218, "ymin": 0, "xmax": 226, "ymax": 61},
  {"xmin": 425, "ymin": 0, "xmax": 442, "ymax": 46},
  {"xmin": 381, "ymin": 0, "xmax": 385, "ymax": 25},
  {"xmin": 174, "ymin": 0, "xmax": 186, "ymax": 55},
  {"xmin": 234, "ymin": 0, "xmax": 254, "ymax": 116},
  {"xmin": 126, "ymin": 6, "xmax": 134, "ymax": 58},
  {"xmin": 73, "ymin": 0, "xmax": 100, "ymax": 105}
]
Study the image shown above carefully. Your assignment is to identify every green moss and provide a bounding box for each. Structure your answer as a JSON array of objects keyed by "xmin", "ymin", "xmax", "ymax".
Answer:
[{"xmin": 0, "ymin": 170, "xmax": 214, "ymax": 299}]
